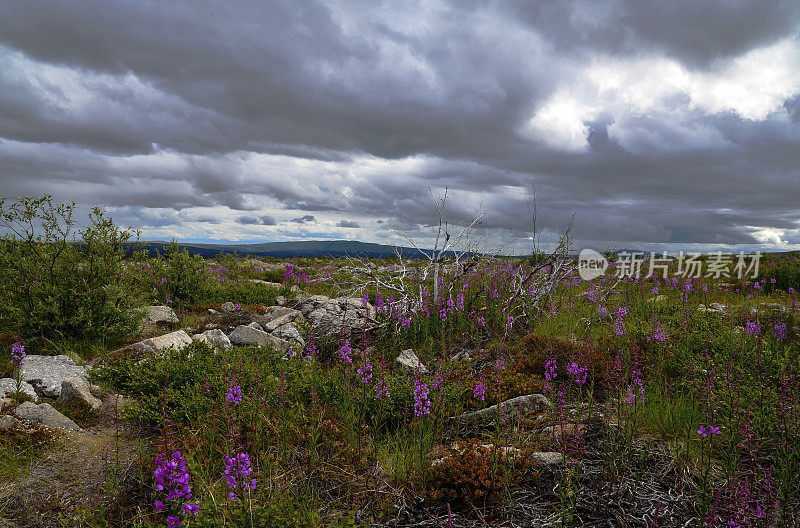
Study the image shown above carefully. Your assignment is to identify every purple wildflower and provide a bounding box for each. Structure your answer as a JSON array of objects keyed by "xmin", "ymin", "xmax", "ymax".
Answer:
[
  {"xmin": 153, "ymin": 451, "xmax": 198, "ymax": 524},
  {"xmin": 338, "ymin": 340, "xmax": 353, "ymax": 363},
  {"xmin": 357, "ymin": 362, "xmax": 373, "ymax": 383},
  {"xmin": 375, "ymin": 381, "xmax": 390, "ymax": 399},
  {"xmin": 614, "ymin": 307, "xmax": 628, "ymax": 335},
  {"xmin": 566, "ymin": 361, "xmax": 588, "ymax": 385},
  {"xmin": 745, "ymin": 319, "xmax": 761, "ymax": 336},
  {"xmin": 473, "ymin": 381, "xmax": 487, "ymax": 401},
  {"xmin": 774, "ymin": 322, "xmax": 787, "ymax": 341},
  {"xmin": 10, "ymin": 342, "xmax": 25, "ymax": 366},
  {"xmin": 224, "ymin": 452, "xmax": 256, "ymax": 501},
  {"xmin": 226, "ymin": 384, "xmax": 243, "ymax": 405},
  {"xmin": 413, "ymin": 379, "xmax": 431, "ymax": 417}
]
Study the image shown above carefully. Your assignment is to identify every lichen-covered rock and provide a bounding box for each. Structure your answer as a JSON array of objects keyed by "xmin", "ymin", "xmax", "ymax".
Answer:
[
  {"xmin": 0, "ymin": 414, "xmax": 21, "ymax": 431},
  {"xmin": 271, "ymin": 323, "xmax": 305, "ymax": 349},
  {"xmin": 142, "ymin": 305, "xmax": 179, "ymax": 326},
  {"xmin": 20, "ymin": 355, "xmax": 88, "ymax": 398},
  {"xmin": 113, "ymin": 330, "xmax": 193, "ymax": 357},
  {"xmin": 394, "ymin": 349, "xmax": 428, "ymax": 374},
  {"xmin": 249, "ymin": 279, "xmax": 283, "ymax": 288},
  {"xmin": 228, "ymin": 325, "xmax": 290, "ymax": 351},
  {"xmin": 191, "ymin": 329, "xmax": 232, "ymax": 351},
  {"xmin": 221, "ymin": 301, "xmax": 237, "ymax": 313},
  {"xmin": 0, "ymin": 378, "xmax": 38, "ymax": 401},
  {"xmin": 15, "ymin": 401, "xmax": 80, "ymax": 430},
  {"xmin": 450, "ymin": 394, "xmax": 551, "ymax": 431},
  {"xmin": 59, "ymin": 379, "xmax": 102, "ymax": 411}
]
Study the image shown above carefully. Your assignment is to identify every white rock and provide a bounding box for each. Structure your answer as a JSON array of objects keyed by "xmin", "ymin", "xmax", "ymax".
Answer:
[
  {"xmin": 228, "ymin": 325, "xmax": 290, "ymax": 351},
  {"xmin": 20, "ymin": 355, "xmax": 88, "ymax": 398},
  {"xmin": 146, "ymin": 330, "xmax": 193, "ymax": 351},
  {"xmin": 143, "ymin": 305, "xmax": 179, "ymax": 325},
  {"xmin": 0, "ymin": 378, "xmax": 38, "ymax": 401},
  {"xmin": 394, "ymin": 349, "xmax": 427, "ymax": 374},
  {"xmin": 15, "ymin": 401, "xmax": 80, "ymax": 430},
  {"xmin": 59, "ymin": 378, "xmax": 102, "ymax": 411}
]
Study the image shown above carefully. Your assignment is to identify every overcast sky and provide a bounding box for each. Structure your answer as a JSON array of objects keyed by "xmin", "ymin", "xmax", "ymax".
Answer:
[{"xmin": 2, "ymin": 0, "xmax": 800, "ymax": 253}]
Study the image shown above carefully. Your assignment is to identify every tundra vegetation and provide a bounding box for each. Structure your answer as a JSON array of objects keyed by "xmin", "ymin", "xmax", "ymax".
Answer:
[{"xmin": 0, "ymin": 195, "xmax": 798, "ymax": 528}]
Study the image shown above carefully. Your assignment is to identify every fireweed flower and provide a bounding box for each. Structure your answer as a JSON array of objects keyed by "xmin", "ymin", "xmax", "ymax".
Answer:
[
  {"xmin": 544, "ymin": 358, "xmax": 557, "ymax": 392},
  {"xmin": 357, "ymin": 362, "xmax": 373, "ymax": 383},
  {"xmin": 226, "ymin": 384, "xmax": 243, "ymax": 405},
  {"xmin": 613, "ymin": 307, "xmax": 628, "ymax": 336},
  {"xmin": 153, "ymin": 451, "xmax": 198, "ymax": 526},
  {"xmin": 473, "ymin": 381, "xmax": 487, "ymax": 401},
  {"xmin": 375, "ymin": 381, "xmax": 390, "ymax": 399},
  {"xmin": 745, "ymin": 319, "xmax": 761, "ymax": 336},
  {"xmin": 697, "ymin": 424, "xmax": 721, "ymax": 438},
  {"xmin": 477, "ymin": 316, "xmax": 485, "ymax": 327},
  {"xmin": 224, "ymin": 452, "xmax": 256, "ymax": 501},
  {"xmin": 566, "ymin": 361, "xmax": 588, "ymax": 385},
  {"xmin": 10, "ymin": 342, "xmax": 25, "ymax": 366},
  {"xmin": 774, "ymin": 322, "xmax": 787, "ymax": 341},
  {"xmin": 413, "ymin": 379, "xmax": 431, "ymax": 417},
  {"xmin": 338, "ymin": 340, "xmax": 353, "ymax": 363}
]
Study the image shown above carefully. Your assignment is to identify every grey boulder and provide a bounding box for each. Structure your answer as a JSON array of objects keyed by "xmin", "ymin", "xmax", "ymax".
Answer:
[
  {"xmin": 0, "ymin": 378, "xmax": 38, "ymax": 401},
  {"xmin": 16, "ymin": 401, "xmax": 80, "ymax": 430},
  {"xmin": 394, "ymin": 349, "xmax": 427, "ymax": 374},
  {"xmin": 20, "ymin": 355, "xmax": 88, "ymax": 398},
  {"xmin": 229, "ymin": 325, "xmax": 290, "ymax": 351},
  {"xmin": 59, "ymin": 378, "xmax": 102, "ymax": 411}
]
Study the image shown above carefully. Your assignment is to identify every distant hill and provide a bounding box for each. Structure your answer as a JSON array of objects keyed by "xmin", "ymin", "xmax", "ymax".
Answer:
[{"xmin": 125, "ymin": 240, "xmax": 465, "ymax": 259}]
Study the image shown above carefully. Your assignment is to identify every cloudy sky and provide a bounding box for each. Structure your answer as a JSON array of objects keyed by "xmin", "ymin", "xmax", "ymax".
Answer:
[{"xmin": 2, "ymin": 0, "xmax": 800, "ymax": 253}]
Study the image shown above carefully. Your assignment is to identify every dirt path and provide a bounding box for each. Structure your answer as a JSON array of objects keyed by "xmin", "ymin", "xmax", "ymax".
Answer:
[{"xmin": 0, "ymin": 395, "xmax": 145, "ymax": 528}]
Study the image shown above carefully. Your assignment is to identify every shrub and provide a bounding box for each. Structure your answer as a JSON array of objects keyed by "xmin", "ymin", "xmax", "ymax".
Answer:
[
  {"xmin": 0, "ymin": 195, "xmax": 146, "ymax": 341},
  {"xmin": 761, "ymin": 256, "xmax": 800, "ymax": 293},
  {"xmin": 149, "ymin": 240, "xmax": 209, "ymax": 309},
  {"xmin": 427, "ymin": 440, "xmax": 537, "ymax": 502}
]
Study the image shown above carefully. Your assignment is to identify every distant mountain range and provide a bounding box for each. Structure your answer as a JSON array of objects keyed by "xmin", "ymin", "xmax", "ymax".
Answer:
[
  {"xmin": 124, "ymin": 240, "xmax": 798, "ymax": 260},
  {"xmin": 126, "ymin": 240, "xmax": 463, "ymax": 259}
]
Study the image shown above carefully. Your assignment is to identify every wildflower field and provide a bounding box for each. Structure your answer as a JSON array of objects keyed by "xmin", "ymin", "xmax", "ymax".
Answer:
[{"xmin": 0, "ymin": 201, "xmax": 799, "ymax": 528}]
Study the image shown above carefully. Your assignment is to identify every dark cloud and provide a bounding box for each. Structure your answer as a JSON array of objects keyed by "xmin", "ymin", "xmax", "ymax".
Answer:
[
  {"xmin": 237, "ymin": 215, "xmax": 276, "ymax": 226},
  {"xmin": 0, "ymin": 1, "xmax": 799, "ymax": 249},
  {"xmin": 291, "ymin": 215, "xmax": 316, "ymax": 224}
]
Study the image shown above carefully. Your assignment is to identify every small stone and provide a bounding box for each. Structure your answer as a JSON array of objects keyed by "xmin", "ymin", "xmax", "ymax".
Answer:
[
  {"xmin": 451, "ymin": 350, "xmax": 472, "ymax": 362},
  {"xmin": 0, "ymin": 414, "xmax": 21, "ymax": 430},
  {"xmin": 208, "ymin": 308, "xmax": 219, "ymax": 315},
  {"xmin": 647, "ymin": 295, "xmax": 667, "ymax": 303},
  {"xmin": 276, "ymin": 296, "xmax": 286, "ymax": 306},
  {"xmin": 247, "ymin": 321, "xmax": 264, "ymax": 331},
  {"xmin": 451, "ymin": 394, "xmax": 551, "ymax": 430},
  {"xmin": 196, "ymin": 328, "xmax": 231, "ymax": 350},
  {"xmin": 530, "ymin": 452, "xmax": 563, "ymax": 466},
  {"xmin": 142, "ymin": 305, "xmax": 179, "ymax": 325},
  {"xmin": 147, "ymin": 330, "xmax": 193, "ymax": 351},
  {"xmin": 15, "ymin": 401, "xmax": 80, "ymax": 430},
  {"xmin": 221, "ymin": 302, "xmax": 237, "ymax": 313},
  {"xmin": 59, "ymin": 379, "xmax": 102, "ymax": 411},
  {"xmin": 0, "ymin": 378, "xmax": 38, "ymax": 401},
  {"xmin": 271, "ymin": 323, "xmax": 305, "ymax": 348},
  {"xmin": 394, "ymin": 349, "xmax": 427, "ymax": 374},
  {"xmin": 249, "ymin": 279, "xmax": 282, "ymax": 288}
]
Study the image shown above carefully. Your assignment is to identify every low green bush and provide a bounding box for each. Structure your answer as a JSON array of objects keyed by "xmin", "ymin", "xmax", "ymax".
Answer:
[{"xmin": 0, "ymin": 195, "xmax": 146, "ymax": 341}]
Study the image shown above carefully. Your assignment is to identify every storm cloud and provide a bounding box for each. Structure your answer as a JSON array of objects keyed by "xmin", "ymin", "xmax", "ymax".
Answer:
[{"xmin": 1, "ymin": 1, "xmax": 799, "ymax": 251}]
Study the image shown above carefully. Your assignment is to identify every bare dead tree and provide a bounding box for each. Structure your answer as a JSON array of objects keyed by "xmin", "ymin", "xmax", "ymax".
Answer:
[{"xmin": 334, "ymin": 185, "xmax": 576, "ymax": 338}]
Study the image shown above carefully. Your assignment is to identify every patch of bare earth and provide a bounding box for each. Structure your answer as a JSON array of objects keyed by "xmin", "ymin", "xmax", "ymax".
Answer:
[{"xmin": 0, "ymin": 394, "xmax": 145, "ymax": 528}]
